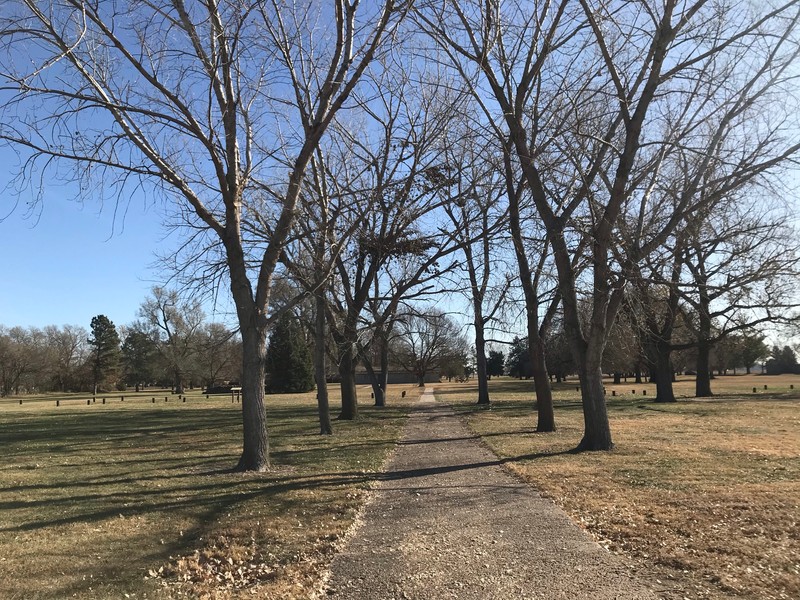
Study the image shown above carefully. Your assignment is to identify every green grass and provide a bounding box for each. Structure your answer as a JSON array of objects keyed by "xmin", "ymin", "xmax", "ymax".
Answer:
[{"xmin": 0, "ymin": 386, "xmax": 419, "ymax": 599}]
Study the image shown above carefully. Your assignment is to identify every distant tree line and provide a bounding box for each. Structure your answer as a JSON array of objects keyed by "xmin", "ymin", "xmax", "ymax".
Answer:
[{"xmin": 0, "ymin": 288, "xmax": 241, "ymax": 396}]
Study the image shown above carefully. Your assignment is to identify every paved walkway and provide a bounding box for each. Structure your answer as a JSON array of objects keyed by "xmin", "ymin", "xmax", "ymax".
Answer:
[{"xmin": 318, "ymin": 388, "xmax": 657, "ymax": 600}]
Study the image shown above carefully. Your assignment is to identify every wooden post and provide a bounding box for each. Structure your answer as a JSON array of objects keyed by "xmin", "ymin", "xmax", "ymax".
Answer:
[
  {"xmin": 764, "ymin": 384, "xmax": 768, "ymax": 390},
  {"xmin": 402, "ymin": 390, "xmax": 406, "ymax": 398},
  {"xmin": 56, "ymin": 399, "xmax": 59, "ymax": 406},
  {"xmin": 612, "ymin": 390, "xmax": 616, "ymax": 397},
  {"xmin": 87, "ymin": 399, "xmax": 90, "ymax": 405},
  {"xmin": 152, "ymin": 397, "xmax": 155, "ymax": 403},
  {"xmin": 642, "ymin": 390, "xmax": 647, "ymax": 396},
  {"xmin": 753, "ymin": 387, "xmax": 757, "ymax": 393},
  {"xmin": 102, "ymin": 398, "xmax": 105, "ymax": 404}
]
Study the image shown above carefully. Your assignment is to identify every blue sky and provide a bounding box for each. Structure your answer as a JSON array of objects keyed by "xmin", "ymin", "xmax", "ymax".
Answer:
[{"xmin": 0, "ymin": 178, "xmax": 173, "ymax": 330}]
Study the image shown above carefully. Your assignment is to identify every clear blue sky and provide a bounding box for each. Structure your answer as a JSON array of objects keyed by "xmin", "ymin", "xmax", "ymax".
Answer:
[{"xmin": 0, "ymin": 174, "xmax": 174, "ymax": 330}]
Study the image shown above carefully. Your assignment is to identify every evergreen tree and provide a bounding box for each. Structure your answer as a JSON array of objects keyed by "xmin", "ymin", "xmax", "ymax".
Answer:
[
  {"xmin": 121, "ymin": 331, "xmax": 159, "ymax": 392},
  {"xmin": 265, "ymin": 313, "xmax": 314, "ymax": 394},
  {"xmin": 88, "ymin": 315, "xmax": 121, "ymax": 394},
  {"xmin": 486, "ymin": 350, "xmax": 505, "ymax": 379},
  {"xmin": 505, "ymin": 337, "xmax": 532, "ymax": 379}
]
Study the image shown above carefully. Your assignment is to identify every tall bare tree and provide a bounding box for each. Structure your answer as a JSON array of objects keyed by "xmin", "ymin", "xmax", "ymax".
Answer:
[
  {"xmin": 0, "ymin": 0, "xmax": 408, "ymax": 470},
  {"xmin": 418, "ymin": 0, "xmax": 800, "ymax": 450}
]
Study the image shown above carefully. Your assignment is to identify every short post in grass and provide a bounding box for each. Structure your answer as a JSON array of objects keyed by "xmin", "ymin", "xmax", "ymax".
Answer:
[
  {"xmin": 183, "ymin": 396, "xmax": 186, "ymax": 402},
  {"xmin": 764, "ymin": 384, "xmax": 768, "ymax": 390},
  {"xmin": 87, "ymin": 399, "xmax": 90, "ymax": 405},
  {"xmin": 56, "ymin": 399, "xmax": 59, "ymax": 406},
  {"xmin": 402, "ymin": 390, "xmax": 406, "ymax": 398},
  {"xmin": 753, "ymin": 387, "xmax": 757, "ymax": 393},
  {"xmin": 791, "ymin": 384, "xmax": 794, "ymax": 390},
  {"xmin": 643, "ymin": 390, "xmax": 647, "ymax": 396},
  {"xmin": 102, "ymin": 398, "xmax": 105, "ymax": 404},
  {"xmin": 152, "ymin": 397, "xmax": 155, "ymax": 403},
  {"xmin": 120, "ymin": 396, "xmax": 124, "ymax": 402},
  {"xmin": 164, "ymin": 396, "xmax": 168, "ymax": 402},
  {"xmin": 612, "ymin": 390, "xmax": 616, "ymax": 396}
]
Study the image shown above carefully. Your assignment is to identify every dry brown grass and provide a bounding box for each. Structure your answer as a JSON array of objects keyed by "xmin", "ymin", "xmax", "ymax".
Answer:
[
  {"xmin": 0, "ymin": 385, "xmax": 420, "ymax": 599},
  {"xmin": 438, "ymin": 375, "xmax": 800, "ymax": 600}
]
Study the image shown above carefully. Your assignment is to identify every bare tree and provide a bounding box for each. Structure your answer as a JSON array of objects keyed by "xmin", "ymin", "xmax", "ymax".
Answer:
[
  {"xmin": 440, "ymin": 134, "xmax": 511, "ymax": 406},
  {"xmin": 418, "ymin": 0, "xmax": 800, "ymax": 450},
  {"xmin": 679, "ymin": 197, "xmax": 800, "ymax": 396},
  {"xmin": 0, "ymin": 1, "xmax": 408, "ymax": 470},
  {"xmin": 392, "ymin": 309, "xmax": 467, "ymax": 386}
]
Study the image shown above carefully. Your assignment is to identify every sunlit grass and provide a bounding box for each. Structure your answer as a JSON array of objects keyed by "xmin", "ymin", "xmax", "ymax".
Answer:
[
  {"xmin": 438, "ymin": 375, "xmax": 800, "ymax": 600},
  {"xmin": 0, "ymin": 385, "xmax": 420, "ymax": 599}
]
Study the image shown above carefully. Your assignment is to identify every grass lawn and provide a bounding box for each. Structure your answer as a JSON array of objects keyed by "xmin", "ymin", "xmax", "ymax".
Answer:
[
  {"xmin": 437, "ymin": 374, "xmax": 800, "ymax": 600},
  {"xmin": 0, "ymin": 385, "xmax": 419, "ymax": 599}
]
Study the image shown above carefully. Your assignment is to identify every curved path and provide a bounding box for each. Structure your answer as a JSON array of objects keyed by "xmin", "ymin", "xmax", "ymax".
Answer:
[{"xmin": 317, "ymin": 388, "xmax": 657, "ymax": 600}]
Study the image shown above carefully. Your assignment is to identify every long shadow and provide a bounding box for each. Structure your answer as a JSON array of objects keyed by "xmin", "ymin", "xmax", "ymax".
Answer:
[{"xmin": 378, "ymin": 449, "xmax": 576, "ymax": 483}]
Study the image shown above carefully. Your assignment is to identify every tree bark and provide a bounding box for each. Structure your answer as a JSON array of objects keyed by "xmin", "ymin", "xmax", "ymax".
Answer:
[
  {"xmin": 695, "ymin": 339, "xmax": 713, "ymax": 397},
  {"xmin": 236, "ymin": 324, "xmax": 269, "ymax": 471},
  {"xmin": 474, "ymin": 320, "xmax": 490, "ymax": 405},
  {"xmin": 314, "ymin": 292, "xmax": 332, "ymax": 435},
  {"xmin": 576, "ymin": 359, "xmax": 614, "ymax": 451},
  {"xmin": 653, "ymin": 343, "xmax": 676, "ymax": 403},
  {"xmin": 530, "ymin": 330, "xmax": 555, "ymax": 431},
  {"xmin": 361, "ymin": 356, "xmax": 385, "ymax": 407},
  {"xmin": 338, "ymin": 344, "xmax": 358, "ymax": 420}
]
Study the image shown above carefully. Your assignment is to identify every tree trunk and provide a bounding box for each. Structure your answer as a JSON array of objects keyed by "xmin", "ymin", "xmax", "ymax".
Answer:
[
  {"xmin": 236, "ymin": 326, "xmax": 269, "ymax": 472},
  {"xmin": 314, "ymin": 292, "xmax": 332, "ymax": 435},
  {"xmin": 174, "ymin": 370, "xmax": 185, "ymax": 395},
  {"xmin": 362, "ymin": 356, "xmax": 385, "ymax": 407},
  {"xmin": 378, "ymin": 334, "xmax": 390, "ymax": 405},
  {"xmin": 613, "ymin": 372, "xmax": 621, "ymax": 384},
  {"xmin": 577, "ymin": 361, "xmax": 614, "ymax": 450},
  {"xmin": 338, "ymin": 345, "xmax": 358, "ymax": 420},
  {"xmin": 474, "ymin": 321, "xmax": 490, "ymax": 405},
  {"xmin": 530, "ymin": 330, "xmax": 555, "ymax": 431},
  {"xmin": 695, "ymin": 340, "xmax": 713, "ymax": 397},
  {"xmin": 653, "ymin": 343, "xmax": 676, "ymax": 403}
]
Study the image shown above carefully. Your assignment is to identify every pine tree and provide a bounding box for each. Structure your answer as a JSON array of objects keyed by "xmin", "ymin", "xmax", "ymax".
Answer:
[
  {"xmin": 88, "ymin": 315, "xmax": 121, "ymax": 394},
  {"xmin": 265, "ymin": 313, "xmax": 314, "ymax": 393}
]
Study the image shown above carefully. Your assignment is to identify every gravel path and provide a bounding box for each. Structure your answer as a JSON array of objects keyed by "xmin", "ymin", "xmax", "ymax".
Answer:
[{"xmin": 318, "ymin": 388, "xmax": 658, "ymax": 600}]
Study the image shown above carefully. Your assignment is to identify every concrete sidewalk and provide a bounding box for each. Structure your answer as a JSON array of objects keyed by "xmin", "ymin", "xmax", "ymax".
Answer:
[{"xmin": 317, "ymin": 388, "xmax": 657, "ymax": 599}]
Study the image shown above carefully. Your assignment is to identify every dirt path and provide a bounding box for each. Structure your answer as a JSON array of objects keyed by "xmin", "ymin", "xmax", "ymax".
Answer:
[{"xmin": 317, "ymin": 388, "xmax": 658, "ymax": 600}]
